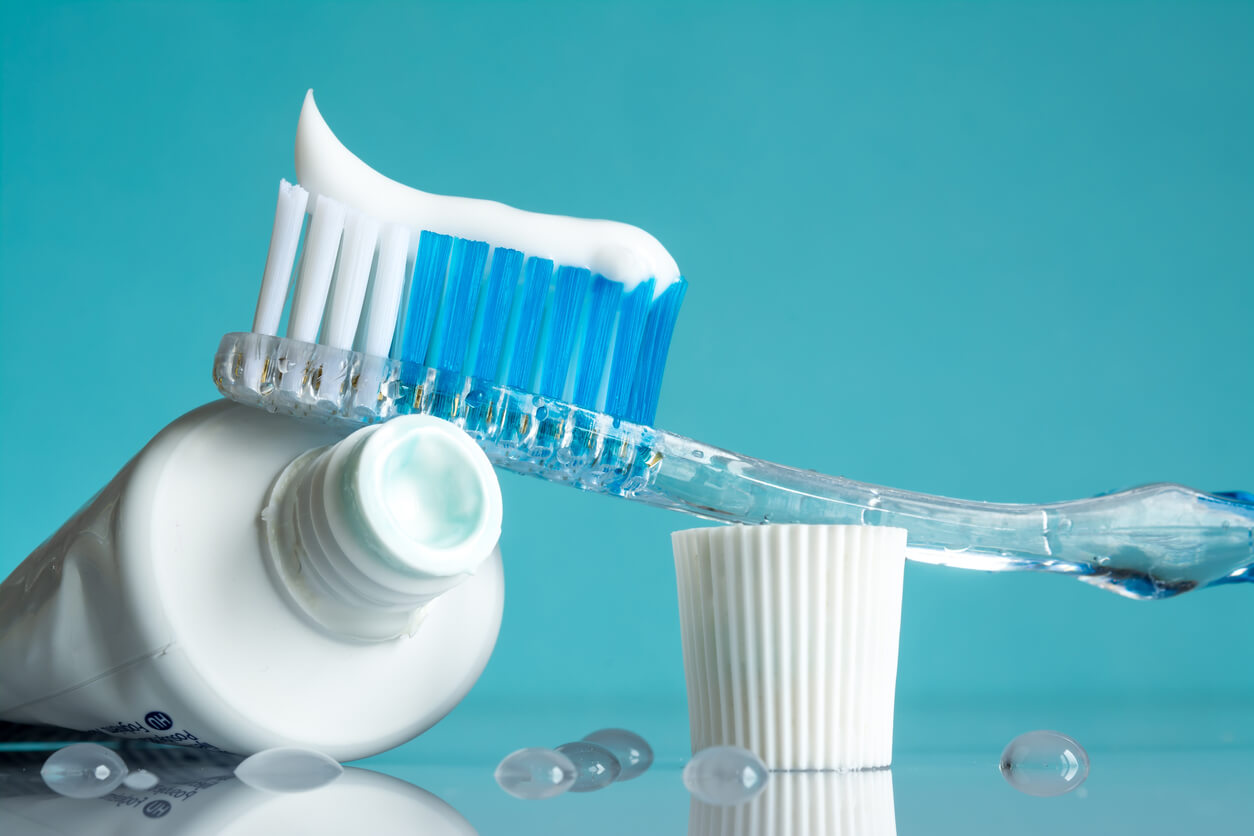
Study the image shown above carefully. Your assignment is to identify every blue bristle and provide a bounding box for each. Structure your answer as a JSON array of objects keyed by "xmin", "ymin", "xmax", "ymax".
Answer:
[
  {"xmin": 429, "ymin": 237, "xmax": 489, "ymax": 372},
  {"xmin": 602, "ymin": 279, "xmax": 654, "ymax": 418},
  {"xmin": 398, "ymin": 231, "xmax": 453, "ymax": 364},
  {"xmin": 503, "ymin": 257, "xmax": 554, "ymax": 390},
  {"xmin": 573, "ymin": 275, "xmax": 622, "ymax": 409},
  {"xmin": 470, "ymin": 247, "xmax": 524, "ymax": 380},
  {"xmin": 382, "ymin": 223, "xmax": 684, "ymax": 424},
  {"xmin": 539, "ymin": 266, "xmax": 592, "ymax": 399},
  {"xmin": 625, "ymin": 278, "xmax": 688, "ymax": 425}
]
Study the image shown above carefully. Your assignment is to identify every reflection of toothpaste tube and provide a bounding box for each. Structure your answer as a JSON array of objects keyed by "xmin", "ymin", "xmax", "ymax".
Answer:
[
  {"xmin": 0, "ymin": 751, "xmax": 476, "ymax": 836},
  {"xmin": 0, "ymin": 400, "xmax": 503, "ymax": 761}
]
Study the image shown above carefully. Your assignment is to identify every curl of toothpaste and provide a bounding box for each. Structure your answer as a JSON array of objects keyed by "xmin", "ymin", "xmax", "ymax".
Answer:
[{"xmin": 294, "ymin": 90, "xmax": 680, "ymax": 295}]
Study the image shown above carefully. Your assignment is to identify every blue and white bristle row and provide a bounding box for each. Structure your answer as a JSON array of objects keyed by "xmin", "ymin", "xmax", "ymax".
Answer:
[{"xmin": 253, "ymin": 180, "xmax": 686, "ymax": 426}]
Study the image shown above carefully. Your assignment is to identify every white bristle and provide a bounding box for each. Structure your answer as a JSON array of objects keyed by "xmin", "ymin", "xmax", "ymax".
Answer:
[
  {"xmin": 321, "ymin": 211, "xmax": 380, "ymax": 350},
  {"xmin": 362, "ymin": 224, "xmax": 411, "ymax": 357},
  {"xmin": 252, "ymin": 180, "xmax": 309, "ymax": 335},
  {"xmin": 287, "ymin": 194, "xmax": 347, "ymax": 343}
]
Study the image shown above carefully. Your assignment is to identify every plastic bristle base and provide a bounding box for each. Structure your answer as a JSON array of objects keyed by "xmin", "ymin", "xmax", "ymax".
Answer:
[{"xmin": 215, "ymin": 332, "xmax": 662, "ymax": 495}]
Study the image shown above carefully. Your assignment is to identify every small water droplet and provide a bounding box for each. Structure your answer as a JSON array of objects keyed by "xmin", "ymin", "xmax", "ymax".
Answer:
[
  {"xmin": 41, "ymin": 744, "xmax": 129, "ymax": 799},
  {"xmin": 494, "ymin": 748, "xmax": 577, "ymax": 799},
  {"xmin": 554, "ymin": 741, "xmax": 621, "ymax": 792},
  {"xmin": 123, "ymin": 769, "xmax": 159, "ymax": 790},
  {"xmin": 234, "ymin": 747, "xmax": 343, "ymax": 793},
  {"xmin": 1000, "ymin": 730, "xmax": 1090, "ymax": 796},
  {"xmin": 683, "ymin": 745, "xmax": 769, "ymax": 806},
  {"xmin": 692, "ymin": 449, "xmax": 705, "ymax": 459},
  {"xmin": 582, "ymin": 729, "xmax": 653, "ymax": 781}
]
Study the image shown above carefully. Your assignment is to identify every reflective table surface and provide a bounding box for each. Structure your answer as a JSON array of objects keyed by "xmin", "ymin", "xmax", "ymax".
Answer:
[{"xmin": 2, "ymin": 699, "xmax": 1250, "ymax": 834}]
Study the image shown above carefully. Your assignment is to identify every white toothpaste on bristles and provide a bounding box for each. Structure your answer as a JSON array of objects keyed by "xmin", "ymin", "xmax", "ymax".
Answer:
[{"xmin": 294, "ymin": 90, "xmax": 681, "ymax": 296}]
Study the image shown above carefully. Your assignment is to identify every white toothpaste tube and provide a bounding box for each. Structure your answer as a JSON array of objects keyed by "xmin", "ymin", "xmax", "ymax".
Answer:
[
  {"xmin": 0, "ymin": 400, "xmax": 503, "ymax": 761},
  {"xmin": 673, "ymin": 524, "xmax": 907, "ymax": 770}
]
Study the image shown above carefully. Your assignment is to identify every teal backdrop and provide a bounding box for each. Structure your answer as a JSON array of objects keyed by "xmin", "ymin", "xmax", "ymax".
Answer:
[{"xmin": 2, "ymin": 0, "xmax": 1251, "ymax": 725}]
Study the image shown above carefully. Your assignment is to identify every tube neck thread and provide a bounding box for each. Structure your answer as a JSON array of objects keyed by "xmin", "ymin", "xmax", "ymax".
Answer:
[{"xmin": 263, "ymin": 417, "xmax": 502, "ymax": 642}]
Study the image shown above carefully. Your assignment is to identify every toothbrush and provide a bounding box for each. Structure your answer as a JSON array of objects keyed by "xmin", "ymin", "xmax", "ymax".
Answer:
[{"xmin": 215, "ymin": 92, "xmax": 1254, "ymax": 600}]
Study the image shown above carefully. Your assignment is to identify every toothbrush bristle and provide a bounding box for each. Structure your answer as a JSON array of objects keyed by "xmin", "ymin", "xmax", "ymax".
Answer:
[
  {"xmin": 468, "ymin": 247, "xmax": 523, "ymax": 381},
  {"xmin": 287, "ymin": 195, "xmax": 347, "ymax": 343},
  {"xmin": 321, "ymin": 211, "xmax": 380, "ymax": 350},
  {"xmin": 252, "ymin": 180, "xmax": 308, "ymax": 336},
  {"xmin": 430, "ymin": 237, "xmax": 489, "ymax": 373},
  {"xmin": 361, "ymin": 224, "xmax": 411, "ymax": 357},
  {"xmin": 539, "ymin": 266, "xmax": 593, "ymax": 400},
  {"xmin": 603, "ymin": 280, "xmax": 654, "ymax": 419},
  {"xmin": 573, "ymin": 276, "xmax": 622, "ymax": 410},
  {"xmin": 502, "ymin": 256, "xmax": 553, "ymax": 391},
  {"xmin": 256, "ymin": 181, "xmax": 686, "ymax": 424},
  {"xmin": 625, "ymin": 279, "xmax": 687, "ymax": 424},
  {"xmin": 400, "ymin": 230, "xmax": 453, "ymax": 367}
]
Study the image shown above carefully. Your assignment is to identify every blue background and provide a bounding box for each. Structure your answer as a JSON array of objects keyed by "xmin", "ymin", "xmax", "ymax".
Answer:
[{"xmin": 2, "ymin": 0, "xmax": 1251, "ymax": 737}]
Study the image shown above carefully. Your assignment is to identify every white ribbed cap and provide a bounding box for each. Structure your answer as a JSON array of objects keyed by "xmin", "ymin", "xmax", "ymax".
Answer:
[{"xmin": 673, "ymin": 524, "xmax": 907, "ymax": 770}]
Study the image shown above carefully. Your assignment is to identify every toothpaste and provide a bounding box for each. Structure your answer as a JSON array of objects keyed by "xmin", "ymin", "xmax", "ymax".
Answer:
[{"xmin": 294, "ymin": 89, "xmax": 681, "ymax": 293}]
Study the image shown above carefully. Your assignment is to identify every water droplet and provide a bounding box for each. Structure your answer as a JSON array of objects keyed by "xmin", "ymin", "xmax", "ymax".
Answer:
[
  {"xmin": 41, "ymin": 743, "xmax": 129, "ymax": 799},
  {"xmin": 554, "ymin": 741, "xmax": 621, "ymax": 792},
  {"xmin": 234, "ymin": 747, "xmax": 343, "ymax": 793},
  {"xmin": 123, "ymin": 769, "xmax": 159, "ymax": 790},
  {"xmin": 494, "ymin": 748, "xmax": 577, "ymax": 800},
  {"xmin": 1000, "ymin": 730, "xmax": 1090, "ymax": 796},
  {"xmin": 683, "ymin": 745, "xmax": 769, "ymax": 806},
  {"xmin": 582, "ymin": 728, "xmax": 653, "ymax": 781}
]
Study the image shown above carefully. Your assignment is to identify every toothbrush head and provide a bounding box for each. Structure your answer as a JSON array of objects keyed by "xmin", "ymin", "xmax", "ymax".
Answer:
[{"xmin": 224, "ymin": 92, "xmax": 686, "ymax": 430}]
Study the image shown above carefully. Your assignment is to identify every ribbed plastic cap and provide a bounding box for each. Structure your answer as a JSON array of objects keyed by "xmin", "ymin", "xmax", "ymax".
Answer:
[{"xmin": 673, "ymin": 524, "xmax": 907, "ymax": 770}]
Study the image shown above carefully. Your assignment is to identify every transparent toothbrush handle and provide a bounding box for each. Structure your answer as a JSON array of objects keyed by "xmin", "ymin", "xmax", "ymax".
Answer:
[
  {"xmin": 637, "ymin": 428, "xmax": 1254, "ymax": 599},
  {"xmin": 214, "ymin": 332, "xmax": 1254, "ymax": 599}
]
